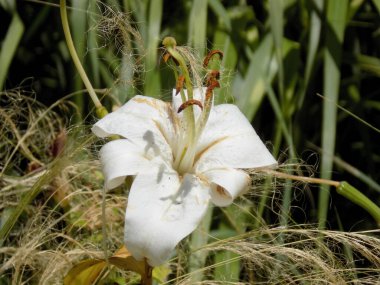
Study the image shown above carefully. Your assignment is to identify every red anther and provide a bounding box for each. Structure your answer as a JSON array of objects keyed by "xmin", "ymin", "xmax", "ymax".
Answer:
[
  {"xmin": 177, "ymin": 99, "xmax": 203, "ymax": 113},
  {"xmin": 176, "ymin": 75, "xmax": 185, "ymax": 95},
  {"xmin": 203, "ymin": 50, "xmax": 224, "ymax": 67}
]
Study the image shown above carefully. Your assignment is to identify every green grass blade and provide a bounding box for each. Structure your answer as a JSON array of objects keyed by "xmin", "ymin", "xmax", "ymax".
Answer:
[
  {"xmin": 356, "ymin": 54, "xmax": 380, "ymax": 77},
  {"xmin": 70, "ymin": 0, "xmax": 89, "ymax": 115},
  {"xmin": 319, "ymin": 0, "xmax": 348, "ymax": 229},
  {"xmin": 88, "ymin": 1, "xmax": 100, "ymax": 87},
  {"xmin": 298, "ymin": 0, "xmax": 324, "ymax": 107},
  {"xmin": 144, "ymin": 0, "xmax": 162, "ymax": 97},
  {"xmin": 0, "ymin": 12, "xmax": 24, "ymax": 90},
  {"xmin": 371, "ymin": 0, "xmax": 380, "ymax": 13},
  {"xmin": 317, "ymin": 93, "xmax": 380, "ymax": 134},
  {"xmin": 189, "ymin": 207, "xmax": 213, "ymax": 282},
  {"xmin": 237, "ymin": 35, "xmax": 274, "ymax": 120},
  {"xmin": 213, "ymin": 204, "xmax": 248, "ymax": 281},
  {"xmin": 188, "ymin": 0, "xmax": 208, "ymax": 55},
  {"xmin": 269, "ymin": 0, "xmax": 284, "ymax": 101},
  {"xmin": 209, "ymin": 0, "xmax": 231, "ymax": 30}
]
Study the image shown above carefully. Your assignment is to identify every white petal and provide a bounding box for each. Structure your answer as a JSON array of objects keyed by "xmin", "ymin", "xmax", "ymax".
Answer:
[
  {"xmin": 202, "ymin": 168, "xmax": 251, "ymax": 207},
  {"xmin": 124, "ymin": 163, "xmax": 210, "ymax": 266},
  {"xmin": 92, "ymin": 95, "xmax": 175, "ymax": 162},
  {"xmin": 99, "ymin": 139, "xmax": 154, "ymax": 190},
  {"xmin": 195, "ymin": 104, "xmax": 277, "ymax": 172}
]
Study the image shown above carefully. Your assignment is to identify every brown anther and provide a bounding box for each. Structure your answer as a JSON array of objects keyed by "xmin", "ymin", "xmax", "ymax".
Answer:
[
  {"xmin": 205, "ymin": 78, "xmax": 220, "ymax": 101},
  {"xmin": 209, "ymin": 70, "xmax": 220, "ymax": 80},
  {"xmin": 206, "ymin": 70, "xmax": 220, "ymax": 86},
  {"xmin": 177, "ymin": 99, "xmax": 203, "ymax": 113},
  {"xmin": 163, "ymin": 53, "xmax": 171, "ymax": 63},
  {"xmin": 203, "ymin": 50, "xmax": 224, "ymax": 67},
  {"xmin": 176, "ymin": 75, "xmax": 185, "ymax": 95}
]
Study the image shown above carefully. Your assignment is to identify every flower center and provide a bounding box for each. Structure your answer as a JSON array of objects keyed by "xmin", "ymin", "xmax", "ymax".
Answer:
[{"xmin": 162, "ymin": 37, "xmax": 223, "ymax": 175}]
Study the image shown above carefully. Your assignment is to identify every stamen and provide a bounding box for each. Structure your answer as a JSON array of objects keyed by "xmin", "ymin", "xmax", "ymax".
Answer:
[
  {"xmin": 176, "ymin": 75, "xmax": 185, "ymax": 95},
  {"xmin": 203, "ymin": 50, "xmax": 224, "ymax": 67},
  {"xmin": 177, "ymin": 99, "xmax": 203, "ymax": 113},
  {"xmin": 205, "ymin": 70, "xmax": 221, "ymax": 101},
  {"xmin": 206, "ymin": 70, "xmax": 220, "ymax": 84}
]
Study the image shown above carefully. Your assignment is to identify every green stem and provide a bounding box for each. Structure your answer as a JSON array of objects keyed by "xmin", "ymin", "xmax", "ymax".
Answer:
[
  {"xmin": 337, "ymin": 181, "xmax": 380, "ymax": 226},
  {"xmin": 59, "ymin": 0, "xmax": 107, "ymax": 117}
]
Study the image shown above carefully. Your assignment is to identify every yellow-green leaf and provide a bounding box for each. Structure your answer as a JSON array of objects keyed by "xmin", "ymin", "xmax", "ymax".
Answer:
[
  {"xmin": 63, "ymin": 259, "xmax": 106, "ymax": 285},
  {"xmin": 108, "ymin": 245, "xmax": 145, "ymax": 275}
]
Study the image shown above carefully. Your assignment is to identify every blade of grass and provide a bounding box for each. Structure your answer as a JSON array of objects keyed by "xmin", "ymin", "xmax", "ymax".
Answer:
[
  {"xmin": 298, "ymin": 0, "xmax": 324, "ymax": 108},
  {"xmin": 266, "ymin": 83, "xmax": 295, "ymax": 227},
  {"xmin": 371, "ymin": 0, "xmax": 380, "ymax": 14},
  {"xmin": 143, "ymin": 0, "xmax": 162, "ymax": 97},
  {"xmin": 88, "ymin": 0, "xmax": 100, "ymax": 87},
  {"xmin": 0, "ymin": 12, "xmax": 24, "ymax": 90},
  {"xmin": 188, "ymin": 0, "xmax": 208, "ymax": 55},
  {"xmin": 70, "ymin": 0, "xmax": 89, "ymax": 116},
  {"xmin": 237, "ymin": 35, "xmax": 274, "ymax": 120},
  {"xmin": 319, "ymin": 0, "xmax": 348, "ymax": 229},
  {"xmin": 317, "ymin": 93, "xmax": 380, "ymax": 134},
  {"xmin": 269, "ymin": 0, "xmax": 284, "ymax": 102},
  {"xmin": 355, "ymin": 54, "xmax": 380, "ymax": 77},
  {"xmin": 213, "ymin": 204, "xmax": 248, "ymax": 281},
  {"xmin": 188, "ymin": 207, "xmax": 213, "ymax": 282}
]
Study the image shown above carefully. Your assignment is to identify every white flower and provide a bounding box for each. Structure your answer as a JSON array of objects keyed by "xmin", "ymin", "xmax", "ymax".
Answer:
[{"xmin": 92, "ymin": 88, "xmax": 277, "ymax": 266}]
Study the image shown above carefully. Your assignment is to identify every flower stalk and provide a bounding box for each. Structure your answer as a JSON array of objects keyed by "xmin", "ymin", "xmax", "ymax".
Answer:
[
  {"xmin": 263, "ymin": 169, "xmax": 380, "ymax": 226},
  {"xmin": 141, "ymin": 259, "xmax": 153, "ymax": 285},
  {"xmin": 59, "ymin": 0, "xmax": 107, "ymax": 118}
]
